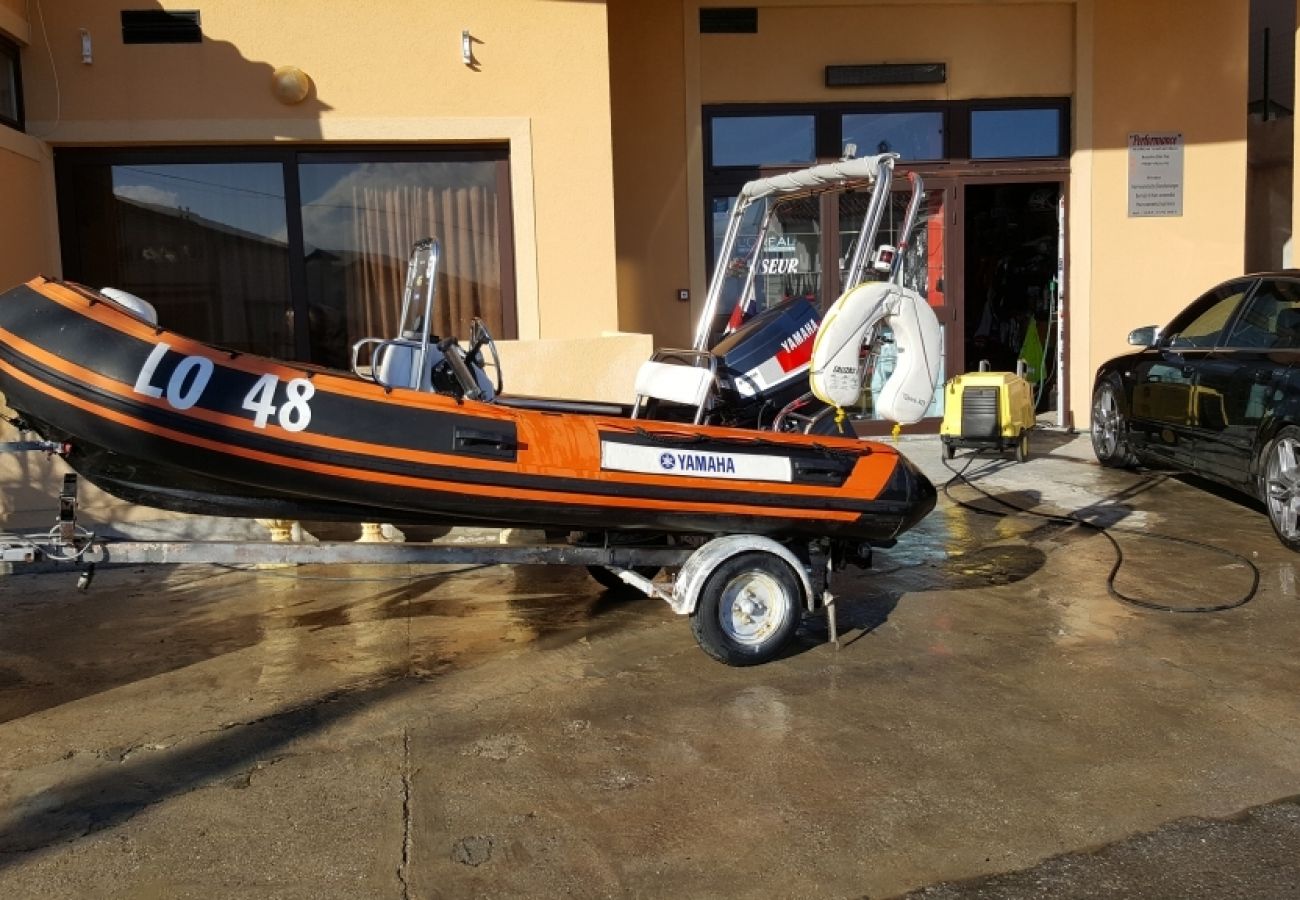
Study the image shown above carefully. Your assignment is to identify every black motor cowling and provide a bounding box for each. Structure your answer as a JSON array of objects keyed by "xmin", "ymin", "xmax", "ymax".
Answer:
[{"xmin": 710, "ymin": 299, "xmax": 821, "ymax": 428}]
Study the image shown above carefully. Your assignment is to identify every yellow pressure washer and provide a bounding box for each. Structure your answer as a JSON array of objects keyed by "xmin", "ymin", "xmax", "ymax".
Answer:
[{"xmin": 939, "ymin": 361, "xmax": 1037, "ymax": 462}]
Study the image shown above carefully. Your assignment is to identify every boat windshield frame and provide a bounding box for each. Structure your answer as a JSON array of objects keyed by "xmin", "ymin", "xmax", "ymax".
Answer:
[{"xmin": 693, "ymin": 153, "xmax": 926, "ymax": 352}]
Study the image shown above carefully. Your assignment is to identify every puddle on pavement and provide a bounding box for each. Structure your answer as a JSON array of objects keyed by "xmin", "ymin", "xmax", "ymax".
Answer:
[
  {"xmin": 0, "ymin": 559, "xmax": 647, "ymax": 721},
  {"xmin": 3, "ymin": 463, "xmax": 1244, "ymax": 723},
  {"xmin": 726, "ymin": 686, "xmax": 793, "ymax": 736}
]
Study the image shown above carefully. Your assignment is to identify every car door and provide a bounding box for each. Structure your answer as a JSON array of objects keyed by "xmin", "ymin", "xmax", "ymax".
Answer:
[
  {"xmin": 1128, "ymin": 280, "xmax": 1254, "ymax": 468},
  {"xmin": 1193, "ymin": 277, "xmax": 1300, "ymax": 486}
]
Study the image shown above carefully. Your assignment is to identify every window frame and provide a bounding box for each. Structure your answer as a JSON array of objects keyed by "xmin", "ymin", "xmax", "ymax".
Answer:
[
  {"xmin": 0, "ymin": 33, "xmax": 23, "ymax": 132},
  {"xmin": 1161, "ymin": 278, "xmax": 1258, "ymax": 349},
  {"xmin": 1221, "ymin": 277, "xmax": 1300, "ymax": 349},
  {"xmin": 703, "ymin": 97, "xmax": 1070, "ymax": 175},
  {"xmin": 708, "ymin": 113, "xmax": 818, "ymax": 168},
  {"xmin": 53, "ymin": 144, "xmax": 517, "ymax": 362},
  {"xmin": 967, "ymin": 102, "xmax": 1069, "ymax": 160}
]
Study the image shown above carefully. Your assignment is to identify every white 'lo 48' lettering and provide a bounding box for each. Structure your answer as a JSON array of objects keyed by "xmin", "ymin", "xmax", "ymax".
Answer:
[
  {"xmin": 134, "ymin": 342, "xmax": 315, "ymax": 432},
  {"xmin": 241, "ymin": 372, "xmax": 315, "ymax": 432}
]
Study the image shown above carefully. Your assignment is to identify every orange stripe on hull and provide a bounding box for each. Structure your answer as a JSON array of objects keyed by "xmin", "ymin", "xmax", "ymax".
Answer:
[
  {"xmin": 9, "ymin": 280, "xmax": 903, "ymax": 503},
  {"xmin": 0, "ymin": 353, "xmax": 861, "ymax": 523}
]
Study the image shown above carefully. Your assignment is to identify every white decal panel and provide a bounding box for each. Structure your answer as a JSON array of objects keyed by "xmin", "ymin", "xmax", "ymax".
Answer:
[{"xmin": 601, "ymin": 441, "xmax": 792, "ymax": 483}]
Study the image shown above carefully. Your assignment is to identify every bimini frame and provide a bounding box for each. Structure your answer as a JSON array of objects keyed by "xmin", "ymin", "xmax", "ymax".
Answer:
[{"xmin": 694, "ymin": 153, "xmax": 925, "ymax": 352}]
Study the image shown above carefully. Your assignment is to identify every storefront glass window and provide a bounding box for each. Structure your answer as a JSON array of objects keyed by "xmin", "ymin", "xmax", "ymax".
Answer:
[
  {"xmin": 711, "ymin": 115, "xmax": 816, "ymax": 167},
  {"xmin": 0, "ymin": 38, "xmax": 20, "ymax": 129},
  {"xmin": 55, "ymin": 149, "xmax": 514, "ymax": 367},
  {"xmin": 841, "ymin": 112, "xmax": 944, "ymax": 161},
  {"xmin": 61, "ymin": 162, "xmax": 294, "ymax": 359},
  {"xmin": 706, "ymin": 194, "xmax": 822, "ymax": 345},
  {"xmin": 299, "ymin": 160, "xmax": 505, "ymax": 369},
  {"xmin": 970, "ymin": 108, "xmax": 1063, "ymax": 159}
]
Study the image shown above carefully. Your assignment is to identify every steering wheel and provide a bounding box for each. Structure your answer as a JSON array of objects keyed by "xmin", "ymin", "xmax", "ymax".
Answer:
[{"xmin": 467, "ymin": 318, "xmax": 503, "ymax": 395}]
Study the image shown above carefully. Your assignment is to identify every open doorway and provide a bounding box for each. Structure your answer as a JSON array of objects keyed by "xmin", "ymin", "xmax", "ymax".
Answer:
[{"xmin": 963, "ymin": 182, "xmax": 1063, "ymax": 414}]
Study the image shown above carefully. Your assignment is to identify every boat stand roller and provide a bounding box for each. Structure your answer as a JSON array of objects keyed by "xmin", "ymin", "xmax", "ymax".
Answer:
[{"xmin": 2, "ymin": 475, "xmax": 849, "ymax": 666}]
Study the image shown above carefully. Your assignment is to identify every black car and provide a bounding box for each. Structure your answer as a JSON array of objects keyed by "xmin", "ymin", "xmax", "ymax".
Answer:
[{"xmin": 1091, "ymin": 273, "xmax": 1300, "ymax": 550}]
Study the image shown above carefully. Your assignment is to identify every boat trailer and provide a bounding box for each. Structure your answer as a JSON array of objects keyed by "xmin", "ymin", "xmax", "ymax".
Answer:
[{"xmin": 2, "ymin": 466, "xmax": 855, "ymax": 666}]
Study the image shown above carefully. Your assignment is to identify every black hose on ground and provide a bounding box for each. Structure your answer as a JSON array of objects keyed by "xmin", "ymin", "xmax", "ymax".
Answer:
[{"xmin": 941, "ymin": 454, "xmax": 1260, "ymax": 614}]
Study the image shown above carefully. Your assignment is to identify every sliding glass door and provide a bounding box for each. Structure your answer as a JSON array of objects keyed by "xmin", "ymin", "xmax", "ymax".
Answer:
[{"xmin": 55, "ymin": 147, "xmax": 514, "ymax": 369}]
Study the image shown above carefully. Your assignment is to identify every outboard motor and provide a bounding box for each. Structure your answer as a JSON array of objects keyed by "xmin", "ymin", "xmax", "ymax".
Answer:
[{"xmin": 710, "ymin": 298, "xmax": 820, "ymax": 428}]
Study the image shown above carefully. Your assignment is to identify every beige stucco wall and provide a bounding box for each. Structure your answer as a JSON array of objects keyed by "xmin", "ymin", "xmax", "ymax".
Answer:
[
  {"xmin": 0, "ymin": 0, "xmax": 27, "ymax": 44},
  {"xmin": 698, "ymin": 2, "xmax": 1074, "ymax": 104},
  {"xmin": 608, "ymin": 0, "xmax": 693, "ymax": 347},
  {"xmin": 1075, "ymin": 0, "xmax": 1249, "ymax": 421},
  {"xmin": 606, "ymin": 0, "xmax": 1251, "ymax": 428},
  {"xmin": 0, "ymin": 135, "xmax": 55, "ymax": 288},
  {"xmin": 497, "ymin": 332, "xmax": 653, "ymax": 403},
  {"xmin": 18, "ymin": 0, "xmax": 620, "ymax": 341}
]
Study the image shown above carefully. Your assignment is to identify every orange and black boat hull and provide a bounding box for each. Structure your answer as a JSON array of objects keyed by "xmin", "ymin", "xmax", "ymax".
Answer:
[{"xmin": 0, "ymin": 279, "xmax": 935, "ymax": 540}]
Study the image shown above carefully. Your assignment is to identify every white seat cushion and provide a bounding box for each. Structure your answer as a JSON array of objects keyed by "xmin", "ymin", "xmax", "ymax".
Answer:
[{"xmin": 633, "ymin": 360, "xmax": 713, "ymax": 407}]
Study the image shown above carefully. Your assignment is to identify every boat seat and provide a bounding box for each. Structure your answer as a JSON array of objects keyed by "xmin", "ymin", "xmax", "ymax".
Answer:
[
  {"xmin": 632, "ymin": 354, "xmax": 716, "ymax": 424},
  {"xmin": 373, "ymin": 339, "xmax": 440, "ymax": 392}
]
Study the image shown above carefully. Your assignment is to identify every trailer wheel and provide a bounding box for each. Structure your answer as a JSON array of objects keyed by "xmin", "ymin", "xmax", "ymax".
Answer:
[
  {"xmin": 942, "ymin": 439, "xmax": 956, "ymax": 461},
  {"xmin": 586, "ymin": 564, "xmax": 661, "ymax": 594},
  {"xmin": 690, "ymin": 551, "xmax": 802, "ymax": 666}
]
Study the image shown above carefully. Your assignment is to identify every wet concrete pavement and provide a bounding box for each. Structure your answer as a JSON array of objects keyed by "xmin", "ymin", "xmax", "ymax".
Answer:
[{"xmin": 1, "ymin": 433, "xmax": 1298, "ymax": 897}]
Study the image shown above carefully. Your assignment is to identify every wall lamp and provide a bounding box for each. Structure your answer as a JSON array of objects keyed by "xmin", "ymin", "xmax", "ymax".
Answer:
[{"xmin": 271, "ymin": 65, "xmax": 311, "ymax": 105}]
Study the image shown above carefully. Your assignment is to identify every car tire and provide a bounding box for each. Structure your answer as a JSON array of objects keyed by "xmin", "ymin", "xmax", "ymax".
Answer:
[
  {"xmin": 1260, "ymin": 425, "xmax": 1300, "ymax": 552},
  {"xmin": 1091, "ymin": 380, "xmax": 1138, "ymax": 467}
]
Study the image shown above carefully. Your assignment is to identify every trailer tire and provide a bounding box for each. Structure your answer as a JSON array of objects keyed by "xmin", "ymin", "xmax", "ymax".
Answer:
[
  {"xmin": 690, "ymin": 551, "xmax": 802, "ymax": 666},
  {"xmin": 586, "ymin": 564, "xmax": 661, "ymax": 594}
]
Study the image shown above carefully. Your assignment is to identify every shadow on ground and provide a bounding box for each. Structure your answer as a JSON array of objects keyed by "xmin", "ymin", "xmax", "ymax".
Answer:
[
  {"xmin": 0, "ymin": 673, "xmax": 418, "ymax": 864},
  {"xmin": 900, "ymin": 795, "xmax": 1300, "ymax": 900}
]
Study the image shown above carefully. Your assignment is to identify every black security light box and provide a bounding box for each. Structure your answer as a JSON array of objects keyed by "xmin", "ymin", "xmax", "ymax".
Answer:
[
  {"xmin": 121, "ymin": 10, "xmax": 203, "ymax": 44},
  {"xmin": 826, "ymin": 63, "xmax": 947, "ymax": 87}
]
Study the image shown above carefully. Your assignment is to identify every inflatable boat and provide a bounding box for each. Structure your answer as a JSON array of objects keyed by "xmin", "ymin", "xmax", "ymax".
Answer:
[{"xmin": 0, "ymin": 155, "xmax": 940, "ymax": 549}]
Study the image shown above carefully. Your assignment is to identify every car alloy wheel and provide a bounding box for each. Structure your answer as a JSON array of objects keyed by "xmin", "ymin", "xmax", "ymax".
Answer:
[
  {"xmin": 1264, "ymin": 428, "xmax": 1300, "ymax": 548},
  {"xmin": 1091, "ymin": 381, "xmax": 1135, "ymax": 467}
]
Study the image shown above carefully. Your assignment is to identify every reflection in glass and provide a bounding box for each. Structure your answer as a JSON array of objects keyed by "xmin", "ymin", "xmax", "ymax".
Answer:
[
  {"xmin": 711, "ymin": 115, "xmax": 816, "ymax": 167},
  {"xmin": 1227, "ymin": 280, "xmax": 1300, "ymax": 348},
  {"xmin": 1168, "ymin": 290, "xmax": 1249, "ymax": 348},
  {"xmin": 707, "ymin": 194, "xmax": 821, "ymax": 345},
  {"xmin": 0, "ymin": 40, "xmax": 17, "ymax": 124},
  {"xmin": 299, "ymin": 161, "xmax": 503, "ymax": 368},
  {"xmin": 841, "ymin": 112, "xmax": 944, "ymax": 161},
  {"xmin": 64, "ymin": 163, "xmax": 293, "ymax": 359},
  {"xmin": 970, "ymin": 109, "xmax": 1062, "ymax": 159},
  {"xmin": 838, "ymin": 188, "xmax": 946, "ymax": 304}
]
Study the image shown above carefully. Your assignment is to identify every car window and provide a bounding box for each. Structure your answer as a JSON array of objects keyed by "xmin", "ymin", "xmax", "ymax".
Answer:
[
  {"xmin": 1224, "ymin": 279, "xmax": 1300, "ymax": 349},
  {"xmin": 1165, "ymin": 282, "xmax": 1252, "ymax": 348}
]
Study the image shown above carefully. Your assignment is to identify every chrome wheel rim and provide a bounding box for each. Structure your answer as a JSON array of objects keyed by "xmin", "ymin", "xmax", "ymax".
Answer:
[
  {"xmin": 719, "ymin": 571, "xmax": 788, "ymax": 646},
  {"xmin": 1092, "ymin": 387, "xmax": 1120, "ymax": 458},
  {"xmin": 1266, "ymin": 436, "xmax": 1300, "ymax": 541}
]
